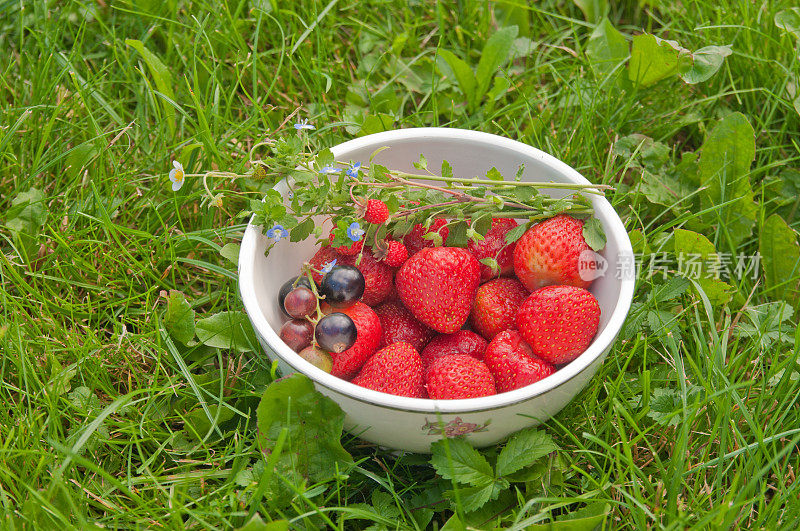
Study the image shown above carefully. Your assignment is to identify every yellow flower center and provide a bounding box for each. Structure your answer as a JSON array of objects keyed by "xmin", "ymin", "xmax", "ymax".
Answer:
[{"xmin": 174, "ymin": 170, "xmax": 184, "ymax": 182}]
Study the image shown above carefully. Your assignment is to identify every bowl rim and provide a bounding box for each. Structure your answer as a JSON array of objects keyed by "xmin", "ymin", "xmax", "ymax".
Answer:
[{"xmin": 239, "ymin": 127, "xmax": 635, "ymax": 413}]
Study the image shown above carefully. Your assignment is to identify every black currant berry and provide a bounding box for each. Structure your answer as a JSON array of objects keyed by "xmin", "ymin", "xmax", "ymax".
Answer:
[
  {"xmin": 278, "ymin": 275, "xmax": 313, "ymax": 316},
  {"xmin": 320, "ymin": 265, "xmax": 365, "ymax": 309},
  {"xmin": 314, "ymin": 312, "xmax": 357, "ymax": 353},
  {"xmin": 283, "ymin": 287, "xmax": 317, "ymax": 319},
  {"xmin": 279, "ymin": 319, "xmax": 314, "ymax": 352}
]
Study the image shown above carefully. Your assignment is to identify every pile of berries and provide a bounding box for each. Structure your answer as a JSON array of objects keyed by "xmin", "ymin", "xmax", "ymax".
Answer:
[{"xmin": 277, "ymin": 204, "xmax": 602, "ymax": 400}]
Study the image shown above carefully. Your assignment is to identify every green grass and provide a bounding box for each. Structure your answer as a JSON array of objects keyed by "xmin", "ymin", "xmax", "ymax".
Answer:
[{"xmin": 2, "ymin": 0, "xmax": 800, "ymax": 529}]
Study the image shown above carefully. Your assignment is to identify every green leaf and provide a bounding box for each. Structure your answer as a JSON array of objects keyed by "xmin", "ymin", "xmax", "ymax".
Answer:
[
  {"xmin": 613, "ymin": 133, "xmax": 670, "ymax": 170},
  {"xmin": 438, "ymin": 49, "xmax": 476, "ymax": 105},
  {"xmin": 164, "ymin": 291, "xmax": 195, "ymax": 345},
  {"xmin": 527, "ymin": 502, "xmax": 610, "ymax": 530},
  {"xmin": 358, "ymin": 113, "xmax": 394, "ymax": 136},
  {"xmin": 220, "ymin": 243, "xmax": 240, "ymax": 265},
  {"xmin": 237, "ymin": 515, "xmax": 289, "ymax": 531},
  {"xmin": 441, "ymin": 159, "xmax": 454, "ymax": 179},
  {"xmin": 586, "ymin": 18, "xmax": 629, "ymax": 77},
  {"xmin": 697, "ymin": 112, "xmax": 757, "ymax": 248},
  {"xmin": 759, "ymin": 214, "xmax": 800, "ymax": 302},
  {"xmin": 679, "ymin": 45, "xmax": 732, "ymax": 84},
  {"xmin": 430, "ymin": 438, "xmax": 495, "ymax": 487},
  {"xmin": 441, "ymin": 514, "xmax": 466, "ymax": 531},
  {"xmin": 479, "ymin": 258, "xmax": 500, "ymax": 275},
  {"xmin": 66, "ymin": 143, "xmax": 99, "ymax": 181},
  {"xmin": 775, "ymin": 8, "xmax": 800, "ymax": 39},
  {"xmin": 475, "ymin": 26, "xmax": 518, "ymax": 107},
  {"xmin": 385, "ymin": 195, "xmax": 400, "ymax": 214},
  {"xmin": 485, "ymin": 167, "xmax": 504, "ymax": 181},
  {"xmin": 486, "ymin": 75, "xmax": 511, "ymax": 102},
  {"xmin": 496, "ymin": 428, "xmax": 557, "ymax": 477},
  {"xmin": 125, "ymin": 40, "xmax": 176, "ymax": 130},
  {"xmin": 5, "ymin": 187, "xmax": 46, "ymax": 238},
  {"xmin": 495, "ymin": 1, "xmax": 531, "ymax": 37},
  {"xmin": 572, "ymin": 0, "xmax": 608, "ymax": 23},
  {"xmin": 256, "ymin": 374, "xmax": 353, "ymax": 500},
  {"xmin": 195, "ymin": 311, "xmax": 258, "ymax": 352},
  {"xmin": 628, "ymin": 34, "xmax": 687, "ymax": 87},
  {"xmin": 507, "ymin": 223, "xmax": 530, "ymax": 245},
  {"xmin": 673, "ymin": 229, "xmax": 733, "ymax": 306},
  {"xmin": 649, "ymin": 276, "xmax": 690, "ymax": 304},
  {"xmin": 452, "ymin": 481, "xmax": 507, "ymax": 511},
  {"xmin": 413, "ymin": 153, "xmax": 428, "ymax": 171},
  {"xmin": 639, "ymin": 169, "xmax": 692, "ymax": 208},
  {"xmin": 582, "ymin": 218, "xmax": 606, "ymax": 252},
  {"xmin": 315, "ymin": 148, "xmax": 334, "ymax": 168},
  {"xmin": 290, "ymin": 217, "xmax": 315, "ymax": 243},
  {"xmin": 472, "ymin": 215, "xmax": 493, "ymax": 237},
  {"xmin": 184, "ymin": 403, "xmax": 235, "ymax": 440}
]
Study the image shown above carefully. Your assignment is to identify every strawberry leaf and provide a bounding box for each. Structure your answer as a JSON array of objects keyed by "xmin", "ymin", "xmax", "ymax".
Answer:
[
  {"xmin": 471, "ymin": 215, "xmax": 492, "ymax": 237},
  {"xmin": 446, "ymin": 220, "xmax": 470, "ymax": 247},
  {"xmin": 582, "ymin": 218, "xmax": 606, "ymax": 251},
  {"xmin": 495, "ymin": 428, "xmax": 557, "ymax": 477},
  {"xmin": 485, "ymin": 167, "xmax": 504, "ymax": 181},
  {"xmin": 441, "ymin": 159, "xmax": 454, "ymax": 179},
  {"xmin": 504, "ymin": 223, "xmax": 528, "ymax": 244},
  {"xmin": 430, "ymin": 438, "xmax": 494, "ymax": 487}
]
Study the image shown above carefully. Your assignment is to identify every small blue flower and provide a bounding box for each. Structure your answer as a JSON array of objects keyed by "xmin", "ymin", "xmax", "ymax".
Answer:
[
  {"xmin": 346, "ymin": 162, "xmax": 362, "ymax": 178},
  {"xmin": 293, "ymin": 119, "xmax": 315, "ymax": 131},
  {"xmin": 287, "ymin": 190, "xmax": 294, "ymax": 199},
  {"xmin": 321, "ymin": 259, "xmax": 337, "ymax": 274},
  {"xmin": 319, "ymin": 165, "xmax": 340, "ymax": 175},
  {"xmin": 347, "ymin": 222, "xmax": 365, "ymax": 242},
  {"xmin": 266, "ymin": 224, "xmax": 289, "ymax": 242},
  {"xmin": 168, "ymin": 161, "xmax": 185, "ymax": 191}
]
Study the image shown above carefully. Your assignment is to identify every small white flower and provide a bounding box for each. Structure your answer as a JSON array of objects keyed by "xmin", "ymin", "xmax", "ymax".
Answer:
[{"xmin": 169, "ymin": 161, "xmax": 185, "ymax": 191}]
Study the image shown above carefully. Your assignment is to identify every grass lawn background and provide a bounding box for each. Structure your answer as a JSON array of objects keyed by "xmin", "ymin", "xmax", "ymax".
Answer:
[{"xmin": 2, "ymin": 0, "xmax": 800, "ymax": 528}]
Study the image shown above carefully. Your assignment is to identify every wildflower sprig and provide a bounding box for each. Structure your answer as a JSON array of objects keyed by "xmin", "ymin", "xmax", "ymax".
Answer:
[
  {"xmin": 251, "ymin": 145, "xmax": 609, "ymax": 253},
  {"xmin": 172, "ymin": 116, "xmax": 610, "ymax": 254}
]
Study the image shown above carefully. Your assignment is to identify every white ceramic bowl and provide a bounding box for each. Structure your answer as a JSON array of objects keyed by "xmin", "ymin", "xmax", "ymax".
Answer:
[{"xmin": 239, "ymin": 128, "xmax": 635, "ymax": 453}]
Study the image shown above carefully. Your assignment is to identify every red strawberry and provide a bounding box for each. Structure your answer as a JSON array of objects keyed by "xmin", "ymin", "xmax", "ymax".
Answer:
[
  {"xmin": 329, "ymin": 232, "xmax": 364, "ymax": 256},
  {"xmin": 351, "ymin": 342, "xmax": 424, "ymax": 398},
  {"xmin": 339, "ymin": 250, "xmax": 394, "ymax": 306},
  {"xmin": 513, "ymin": 214, "xmax": 595, "ymax": 291},
  {"xmin": 383, "ymin": 240, "xmax": 408, "ymax": 267},
  {"xmin": 483, "ymin": 330, "xmax": 555, "ymax": 392},
  {"xmin": 308, "ymin": 245, "xmax": 341, "ymax": 284},
  {"xmin": 516, "ymin": 285, "xmax": 600, "ymax": 364},
  {"xmin": 468, "ymin": 218, "xmax": 519, "ymax": 282},
  {"xmin": 375, "ymin": 301, "xmax": 435, "ymax": 351},
  {"xmin": 363, "ymin": 199, "xmax": 389, "ymax": 224},
  {"xmin": 395, "ymin": 247, "xmax": 480, "ymax": 333},
  {"xmin": 420, "ymin": 330, "xmax": 487, "ymax": 378},
  {"xmin": 329, "ymin": 302, "xmax": 382, "ymax": 380},
  {"xmin": 426, "ymin": 354, "xmax": 496, "ymax": 399},
  {"xmin": 469, "ymin": 278, "xmax": 529, "ymax": 340},
  {"xmin": 403, "ymin": 218, "xmax": 450, "ymax": 255}
]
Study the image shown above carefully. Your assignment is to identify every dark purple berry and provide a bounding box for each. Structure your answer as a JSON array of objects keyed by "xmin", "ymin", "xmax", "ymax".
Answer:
[
  {"xmin": 279, "ymin": 319, "xmax": 314, "ymax": 352},
  {"xmin": 320, "ymin": 265, "xmax": 365, "ymax": 309},
  {"xmin": 278, "ymin": 275, "xmax": 313, "ymax": 316},
  {"xmin": 315, "ymin": 312, "xmax": 357, "ymax": 353}
]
